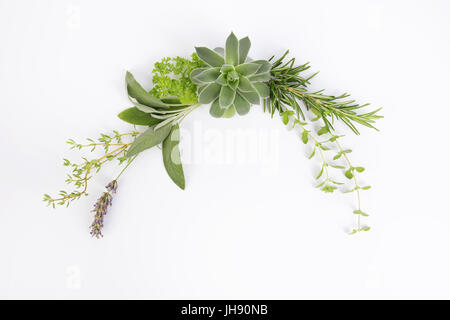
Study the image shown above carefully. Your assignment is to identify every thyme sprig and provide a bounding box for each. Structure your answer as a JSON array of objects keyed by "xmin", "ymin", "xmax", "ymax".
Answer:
[
  {"xmin": 266, "ymin": 51, "xmax": 380, "ymax": 233},
  {"xmin": 43, "ymin": 130, "xmax": 140, "ymax": 208}
]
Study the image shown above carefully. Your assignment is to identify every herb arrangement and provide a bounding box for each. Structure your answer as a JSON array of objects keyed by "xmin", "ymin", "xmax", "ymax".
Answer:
[{"xmin": 44, "ymin": 33, "xmax": 382, "ymax": 238}]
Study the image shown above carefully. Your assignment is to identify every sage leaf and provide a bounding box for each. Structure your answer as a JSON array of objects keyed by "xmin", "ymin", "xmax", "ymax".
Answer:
[
  {"xmin": 162, "ymin": 124, "xmax": 185, "ymax": 190},
  {"xmin": 118, "ymin": 107, "xmax": 162, "ymax": 126},
  {"xmin": 127, "ymin": 123, "xmax": 172, "ymax": 158},
  {"xmin": 126, "ymin": 72, "xmax": 169, "ymax": 108}
]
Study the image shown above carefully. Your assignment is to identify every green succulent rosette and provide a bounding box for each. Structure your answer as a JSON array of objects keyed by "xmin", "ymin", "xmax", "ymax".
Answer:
[{"xmin": 190, "ymin": 32, "xmax": 271, "ymax": 118}]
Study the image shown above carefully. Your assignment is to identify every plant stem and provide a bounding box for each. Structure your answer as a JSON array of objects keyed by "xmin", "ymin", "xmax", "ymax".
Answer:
[
  {"xmin": 115, "ymin": 155, "xmax": 137, "ymax": 180},
  {"xmin": 334, "ymin": 139, "xmax": 361, "ymax": 231}
]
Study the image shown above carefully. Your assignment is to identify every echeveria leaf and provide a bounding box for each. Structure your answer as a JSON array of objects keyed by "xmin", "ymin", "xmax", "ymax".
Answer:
[
  {"xmin": 238, "ymin": 76, "xmax": 256, "ymax": 92},
  {"xmin": 235, "ymin": 63, "xmax": 260, "ymax": 76},
  {"xmin": 238, "ymin": 89, "xmax": 260, "ymax": 105},
  {"xmin": 195, "ymin": 47, "xmax": 225, "ymax": 67},
  {"xmin": 197, "ymin": 84, "xmax": 207, "ymax": 94},
  {"xmin": 252, "ymin": 82, "xmax": 270, "ymax": 98},
  {"xmin": 118, "ymin": 107, "xmax": 162, "ymax": 126},
  {"xmin": 210, "ymin": 97, "xmax": 225, "ymax": 118},
  {"xmin": 225, "ymin": 32, "xmax": 239, "ymax": 66},
  {"xmin": 234, "ymin": 92, "xmax": 251, "ymax": 115},
  {"xmin": 215, "ymin": 74, "xmax": 227, "ymax": 85},
  {"xmin": 162, "ymin": 124, "xmax": 185, "ymax": 190},
  {"xmin": 252, "ymin": 60, "xmax": 272, "ymax": 74},
  {"xmin": 126, "ymin": 71, "xmax": 169, "ymax": 108},
  {"xmin": 127, "ymin": 123, "xmax": 172, "ymax": 157},
  {"xmin": 223, "ymin": 105, "xmax": 236, "ymax": 118},
  {"xmin": 219, "ymin": 85, "xmax": 236, "ymax": 109},
  {"xmin": 190, "ymin": 68, "xmax": 208, "ymax": 84},
  {"xmin": 220, "ymin": 64, "xmax": 235, "ymax": 73},
  {"xmin": 238, "ymin": 37, "xmax": 251, "ymax": 64},
  {"xmin": 214, "ymin": 47, "xmax": 224, "ymax": 56},
  {"xmin": 228, "ymin": 79, "xmax": 239, "ymax": 90},
  {"xmin": 248, "ymin": 72, "xmax": 271, "ymax": 82},
  {"xmin": 194, "ymin": 68, "xmax": 221, "ymax": 83},
  {"xmin": 198, "ymin": 83, "xmax": 221, "ymax": 104}
]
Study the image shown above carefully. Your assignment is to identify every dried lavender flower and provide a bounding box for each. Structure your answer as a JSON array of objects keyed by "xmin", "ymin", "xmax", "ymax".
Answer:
[
  {"xmin": 90, "ymin": 180, "xmax": 117, "ymax": 238},
  {"xmin": 106, "ymin": 180, "xmax": 118, "ymax": 193}
]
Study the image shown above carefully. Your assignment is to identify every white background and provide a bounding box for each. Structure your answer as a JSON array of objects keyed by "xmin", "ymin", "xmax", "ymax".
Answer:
[{"xmin": 1, "ymin": 0, "xmax": 449, "ymax": 299}]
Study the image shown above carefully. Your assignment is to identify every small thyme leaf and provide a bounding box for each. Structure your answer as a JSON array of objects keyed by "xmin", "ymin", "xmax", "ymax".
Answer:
[
  {"xmin": 345, "ymin": 169, "xmax": 354, "ymax": 179},
  {"xmin": 301, "ymin": 130, "xmax": 309, "ymax": 144}
]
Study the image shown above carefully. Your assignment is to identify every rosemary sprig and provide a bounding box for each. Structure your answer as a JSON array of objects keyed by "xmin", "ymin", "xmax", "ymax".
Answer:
[
  {"xmin": 267, "ymin": 51, "xmax": 383, "ymax": 135},
  {"xmin": 265, "ymin": 51, "xmax": 380, "ymax": 233}
]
